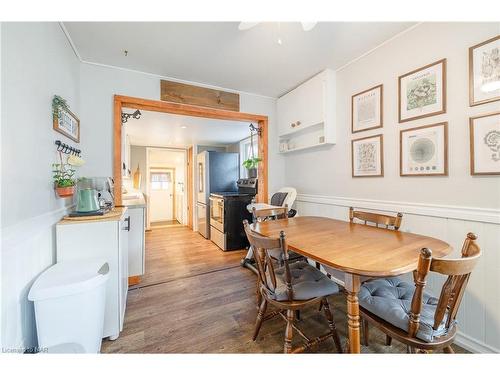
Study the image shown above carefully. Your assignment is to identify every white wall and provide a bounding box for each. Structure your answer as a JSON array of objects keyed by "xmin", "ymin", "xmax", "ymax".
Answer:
[
  {"xmin": 1, "ymin": 23, "xmax": 80, "ymax": 350},
  {"xmin": 79, "ymin": 63, "xmax": 284, "ymax": 196},
  {"xmin": 283, "ymin": 23, "xmax": 500, "ymax": 352}
]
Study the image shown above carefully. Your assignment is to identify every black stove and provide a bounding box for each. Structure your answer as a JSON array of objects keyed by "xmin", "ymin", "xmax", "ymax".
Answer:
[{"xmin": 209, "ymin": 178, "xmax": 258, "ymax": 251}]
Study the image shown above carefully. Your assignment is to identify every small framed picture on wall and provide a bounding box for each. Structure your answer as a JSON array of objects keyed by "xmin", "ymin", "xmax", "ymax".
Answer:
[
  {"xmin": 351, "ymin": 84, "xmax": 383, "ymax": 133},
  {"xmin": 53, "ymin": 106, "xmax": 80, "ymax": 143},
  {"xmin": 400, "ymin": 122, "xmax": 448, "ymax": 176},
  {"xmin": 470, "ymin": 111, "xmax": 500, "ymax": 175},
  {"xmin": 469, "ymin": 35, "xmax": 500, "ymax": 106},
  {"xmin": 351, "ymin": 134, "xmax": 383, "ymax": 177},
  {"xmin": 398, "ymin": 59, "xmax": 446, "ymax": 123}
]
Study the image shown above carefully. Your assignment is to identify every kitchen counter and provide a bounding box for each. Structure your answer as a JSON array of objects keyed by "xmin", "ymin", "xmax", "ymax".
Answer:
[
  {"xmin": 59, "ymin": 206, "xmax": 128, "ymax": 225},
  {"xmin": 121, "ymin": 192, "xmax": 146, "ymax": 208}
]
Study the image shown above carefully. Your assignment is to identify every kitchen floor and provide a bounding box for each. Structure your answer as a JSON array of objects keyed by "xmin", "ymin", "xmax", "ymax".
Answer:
[{"xmin": 101, "ymin": 226, "xmax": 468, "ymax": 353}]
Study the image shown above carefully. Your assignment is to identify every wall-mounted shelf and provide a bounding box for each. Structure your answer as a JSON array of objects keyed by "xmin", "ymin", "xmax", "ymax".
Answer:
[
  {"xmin": 278, "ymin": 141, "xmax": 329, "ymax": 154},
  {"xmin": 277, "ymin": 69, "xmax": 336, "ymax": 155}
]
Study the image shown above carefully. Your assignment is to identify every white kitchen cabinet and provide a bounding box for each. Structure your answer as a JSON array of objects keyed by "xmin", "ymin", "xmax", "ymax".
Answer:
[
  {"xmin": 277, "ymin": 69, "xmax": 336, "ymax": 153},
  {"xmin": 127, "ymin": 206, "xmax": 145, "ymax": 277},
  {"xmin": 56, "ymin": 208, "xmax": 129, "ymax": 340}
]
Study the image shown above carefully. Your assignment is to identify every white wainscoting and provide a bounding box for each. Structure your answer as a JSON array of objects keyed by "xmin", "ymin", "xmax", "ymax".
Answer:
[
  {"xmin": 1, "ymin": 205, "xmax": 72, "ymax": 351},
  {"xmin": 295, "ymin": 194, "xmax": 500, "ymax": 353}
]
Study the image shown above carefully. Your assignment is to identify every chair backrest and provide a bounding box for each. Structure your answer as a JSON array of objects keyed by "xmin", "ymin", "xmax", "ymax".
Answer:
[
  {"xmin": 349, "ymin": 207, "xmax": 403, "ymax": 230},
  {"xmin": 408, "ymin": 233, "xmax": 481, "ymax": 338},
  {"xmin": 252, "ymin": 205, "xmax": 288, "ymax": 223},
  {"xmin": 243, "ymin": 220, "xmax": 294, "ymax": 301},
  {"xmin": 277, "ymin": 187, "xmax": 297, "ymax": 208}
]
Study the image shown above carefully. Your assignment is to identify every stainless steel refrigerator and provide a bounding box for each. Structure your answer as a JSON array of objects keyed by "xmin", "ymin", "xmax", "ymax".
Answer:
[{"xmin": 196, "ymin": 151, "xmax": 239, "ymax": 238}]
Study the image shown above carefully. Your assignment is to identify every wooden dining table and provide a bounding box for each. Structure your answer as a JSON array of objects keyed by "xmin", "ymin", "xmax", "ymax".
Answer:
[{"xmin": 251, "ymin": 216, "xmax": 452, "ymax": 353}]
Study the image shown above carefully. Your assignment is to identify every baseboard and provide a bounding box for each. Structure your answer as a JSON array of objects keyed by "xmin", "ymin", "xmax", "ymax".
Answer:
[
  {"xmin": 455, "ymin": 331, "xmax": 499, "ymax": 353},
  {"xmin": 296, "ymin": 194, "xmax": 500, "ymax": 224}
]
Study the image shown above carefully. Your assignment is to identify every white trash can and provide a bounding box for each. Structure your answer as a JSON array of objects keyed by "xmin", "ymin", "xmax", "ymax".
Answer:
[{"xmin": 28, "ymin": 259, "xmax": 109, "ymax": 353}]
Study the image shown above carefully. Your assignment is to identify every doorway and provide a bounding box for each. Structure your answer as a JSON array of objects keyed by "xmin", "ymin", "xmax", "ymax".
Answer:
[{"xmin": 145, "ymin": 147, "xmax": 187, "ymax": 229}]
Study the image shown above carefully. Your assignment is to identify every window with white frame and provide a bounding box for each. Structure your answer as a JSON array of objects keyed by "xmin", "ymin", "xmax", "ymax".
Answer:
[{"xmin": 150, "ymin": 171, "xmax": 172, "ymax": 190}]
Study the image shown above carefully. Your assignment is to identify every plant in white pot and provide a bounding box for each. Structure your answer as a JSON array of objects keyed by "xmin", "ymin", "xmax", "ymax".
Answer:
[{"xmin": 242, "ymin": 157, "xmax": 261, "ymax": 178}]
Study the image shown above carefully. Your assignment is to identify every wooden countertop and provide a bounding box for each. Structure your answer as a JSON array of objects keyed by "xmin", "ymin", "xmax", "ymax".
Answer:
[{"xmin": 58, "ymin": 207, "xmax": 128, "ymax": 225}]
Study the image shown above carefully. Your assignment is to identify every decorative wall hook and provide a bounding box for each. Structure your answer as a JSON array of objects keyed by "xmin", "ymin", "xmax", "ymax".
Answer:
[
  {"xmin": 121, "ymin": 109, "xmax": 142, "ymax": 123},
  {"xmin": 249, "ymin": 123, "xmax": 262, "ymax": 137}
]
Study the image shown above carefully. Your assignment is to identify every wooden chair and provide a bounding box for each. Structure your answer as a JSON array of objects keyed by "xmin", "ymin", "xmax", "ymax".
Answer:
[
  {"xmin": 243, "ymin": 220, "xmax": 343, "ymax": 353},
  {"xmin": 322, "ymin": 207, "xmax": 403, "ymax": 286},
  {"xmin": 358, "ymin": 233, "xmax": 481, "ymax": 353}
]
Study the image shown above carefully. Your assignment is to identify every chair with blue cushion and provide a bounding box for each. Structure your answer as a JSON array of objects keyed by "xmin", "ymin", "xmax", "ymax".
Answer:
[
  {"xmin": 243, "ymin": 220, "xmax": 343, "ymax": 353},
  {"xmin": 358, "ymin": 233, "xmax": 481, "ymax": 353}
]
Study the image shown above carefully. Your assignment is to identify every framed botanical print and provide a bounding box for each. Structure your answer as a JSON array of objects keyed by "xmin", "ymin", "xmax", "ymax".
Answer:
[
  {"xmin": 470, "ymin": 111, "xmax": 500, "ymax": 175},
  {"xmin": 469, "ymin": 35, "xmax": 500, "ymax": 106},
  {"xmin": 398, "ymin": 59, "xmax": 446, "ymax": 123},
  {"xmin": 351, "ymin": 84, "xmax": 383, "ymax": 133},
  {"xmin": 352, "ymin": 134, "xmax": 383, "ymax": 177},
  {"xmin": 53, "ymin": 106, "xmax": 80, "ymax": 143},
  {"xmin": 400, "ymin": 122, "xmax": 448, "ymax": 176}
]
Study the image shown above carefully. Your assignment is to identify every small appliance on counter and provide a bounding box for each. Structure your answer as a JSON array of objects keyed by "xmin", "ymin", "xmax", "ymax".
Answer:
[{"xmin": 68, "ymin": 177, "xmax": 114, "ymax": 217}]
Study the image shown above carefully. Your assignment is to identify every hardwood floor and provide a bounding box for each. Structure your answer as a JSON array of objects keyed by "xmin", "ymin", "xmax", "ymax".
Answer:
[{"xmin": 101, "ymin": 226, "xmax": 468, "ymax": 353}]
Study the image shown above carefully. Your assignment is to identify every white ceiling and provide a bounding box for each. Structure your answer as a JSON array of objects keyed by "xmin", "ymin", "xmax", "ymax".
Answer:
[
  {"xmin": 64, "ymin": 22, "xmax": 415, "ymax": 97},
  {"xmin": 125, "ymin": 109, "xmax": 251, "ymax": 148}
]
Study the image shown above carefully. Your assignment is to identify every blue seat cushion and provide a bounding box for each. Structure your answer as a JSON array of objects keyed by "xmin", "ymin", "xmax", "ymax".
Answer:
[
  {"xmin": 270, "ymin": 261, "xmax": 340, "ymax": 302},
  {"xmin": 359, "ymin": 277, "xmax": 454, "ymax": 342}
]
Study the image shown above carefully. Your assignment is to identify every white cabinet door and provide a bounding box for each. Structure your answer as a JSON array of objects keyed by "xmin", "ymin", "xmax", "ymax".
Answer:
[
  {"xmin": 128, "ymin": 207, "xmax": 145, "ymax": 276},
  {"xmin": 277, "ymin": 71, "xmax": 327, "ymax": 136}
]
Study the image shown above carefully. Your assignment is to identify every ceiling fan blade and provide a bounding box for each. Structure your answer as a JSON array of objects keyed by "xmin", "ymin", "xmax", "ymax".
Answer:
[
  {"xmin": 238, "ymin": 22, "xmax": 260, "ymax": 31},
  {"xmin": 301, "ymin": 22, "xmax": 317, "ymax": 31}
]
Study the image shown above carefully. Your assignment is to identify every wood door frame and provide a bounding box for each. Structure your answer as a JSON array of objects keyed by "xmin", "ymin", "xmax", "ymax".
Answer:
[
  {"xmin": 114, "ymin": 95, "xmax": 269, "ymax": 206},
  {"xmin": 187, "ymin": 146, "xmax": 194, "ymax": 228}
]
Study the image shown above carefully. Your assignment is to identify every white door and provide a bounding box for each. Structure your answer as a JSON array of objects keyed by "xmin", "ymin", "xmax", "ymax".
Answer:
[{"xmin": 149, "ymin": 169, "xmax": 174, "ymax": 222}]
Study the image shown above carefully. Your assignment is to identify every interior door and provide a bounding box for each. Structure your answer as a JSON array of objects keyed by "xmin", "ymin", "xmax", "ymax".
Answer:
[{"xmin": 149, "ymin": 169, "xmax": 174, "ymax": 222}]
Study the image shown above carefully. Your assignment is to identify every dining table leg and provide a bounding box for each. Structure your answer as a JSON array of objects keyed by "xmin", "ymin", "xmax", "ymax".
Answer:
[{"xmin": 344, "ymin": 273, "xmax": 361, "ymax": 354}]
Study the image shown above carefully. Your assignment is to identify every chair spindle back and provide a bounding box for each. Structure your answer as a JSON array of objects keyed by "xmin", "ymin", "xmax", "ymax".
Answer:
[{"xmin": 349, "ymin": 207, "xmax": 403, "ymax": 230}]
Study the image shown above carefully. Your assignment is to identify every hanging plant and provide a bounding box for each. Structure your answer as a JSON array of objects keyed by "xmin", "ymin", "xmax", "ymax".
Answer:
[
  {"xmin": 242, "ymin": 124, "xmax": 261, "ymax": 178},
  {"xmin": 52, "ymin": 95, "xmax": 70, "ymax": 120},
  {"xmin": 52, "ymin": 150, "xmax": 76, "ymax": 198}
]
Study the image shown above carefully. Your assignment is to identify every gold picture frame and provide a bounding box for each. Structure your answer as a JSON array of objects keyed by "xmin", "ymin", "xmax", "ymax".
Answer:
[
  {"xmin": 398, "ymin": 59, "xmax": 447, "ymax": 123},
  {"xmin": 351, "ymin": 84, "xmax": 383, "ymax": 134},
  {"xmin": 400, "ymin": 122, "xmax": 448, "ymax": 177},
  {"xmin": 469, "ymin": 111, "xmax": 500, "ymax": 175},
  {"xmin": 469, "ymin": 35, "xmax": 500, "ymax": 107},
  {"xmin": 351, "ymin": 134, "xmax": 384, "ymax": 178}
]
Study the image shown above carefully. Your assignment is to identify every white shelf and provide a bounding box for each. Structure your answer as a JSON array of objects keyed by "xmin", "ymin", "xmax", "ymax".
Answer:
[
  {"xmin": 279, "ymin": 142, "xmax": 330, "ymax": 154},
  {"xmin": 278, "ymin": 121, "xmax": 324, "ymax": 139}
]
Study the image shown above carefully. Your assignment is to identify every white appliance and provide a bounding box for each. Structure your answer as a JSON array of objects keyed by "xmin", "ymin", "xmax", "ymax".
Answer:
[
  {"xmin": 56, "ymin": 208, "xmax": 129, "ymax": 340},
  {"xmin": 28, "ymin": 259, "xmax": 109, "ymax": 353}
]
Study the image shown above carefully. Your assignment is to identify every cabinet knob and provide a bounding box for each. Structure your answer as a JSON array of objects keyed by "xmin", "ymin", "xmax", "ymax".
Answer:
[
  {"xmin": 296, "ymin": 121, "xmax": 301, "ymax": 126},
  {"xmin": 291, "ymin": 122, "xmax": 296, "ymax": 128}
]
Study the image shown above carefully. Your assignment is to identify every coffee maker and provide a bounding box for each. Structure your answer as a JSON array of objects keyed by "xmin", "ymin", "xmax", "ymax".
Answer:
[{"xmin": 69, "ymin": 177, "xmax": 114, "ymax": 217}]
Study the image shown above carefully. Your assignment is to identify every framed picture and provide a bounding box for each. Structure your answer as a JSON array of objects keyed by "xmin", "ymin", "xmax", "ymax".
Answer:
[
  {"xmin": 470, "ymin": 111, "xmax": 500, "ymax": 175},
  {"xmin": 469, "ymin": 35, "xmax": 500, "ymax": 107},
  {"xmin": 398, "ymin": 59, "xmax": 446, "ymax": 123},
  {"xmin": 400, "ymin": 122, "xmax": 448, "ymax": 176},
  {"xmin": 351, "ymin": 134, "xmax": 383, "ymax": 177},
  {"xmin": 53, "ymin": 106, "xmax": 80, "ymax": 143},
  {"xmin": 351, "ymin": 84, "xmax": 383, "ymax": 133}
]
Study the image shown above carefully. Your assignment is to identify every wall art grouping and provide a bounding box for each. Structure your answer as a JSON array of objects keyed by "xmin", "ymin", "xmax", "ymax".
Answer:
[{"xmin": 350, "ymin": 34, "xmax": 499, "ymax": 178}]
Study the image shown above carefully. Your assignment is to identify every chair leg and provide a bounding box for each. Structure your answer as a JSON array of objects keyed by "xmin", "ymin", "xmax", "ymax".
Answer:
[
  {"xmin": 256, "ymin": 279, "xmax": 262, "ymax": 310},
  {"xmin": 284, "ymin": 309, "xmax": 294, "ymax": 353},
  {"xmin": 318, "ymin": 299, "xmax": 323, "ymax": 311},
  {"xmin": 296, "ymin": 310, "xmax": 301, "ymax": 321},
  {"xmin": 362, "ymin": 318, "xmax": 369, "ymax": 346},
  {"xmin": 385, "ymin": 334, "xmax": 392, "ymax": 346},
  {"xmin": 443, "ymin": 345, "xmax": 454, "ymax": 354},
  {"xmin": 252, "ymin": 299, "xmax": 268, "ymax": 341},
  {"xmin": 322, "ymin": 298, "xmax": 343, "ymax": 353}
]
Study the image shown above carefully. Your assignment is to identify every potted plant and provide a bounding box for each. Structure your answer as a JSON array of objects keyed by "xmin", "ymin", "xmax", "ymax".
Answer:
[
  {"xmin": 242, "ymin": 157, "xmax": 261, "ymax": 178},
  {"xmin": 52, "ymin": 163, "xmax": 76, "ymax": 198}
]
